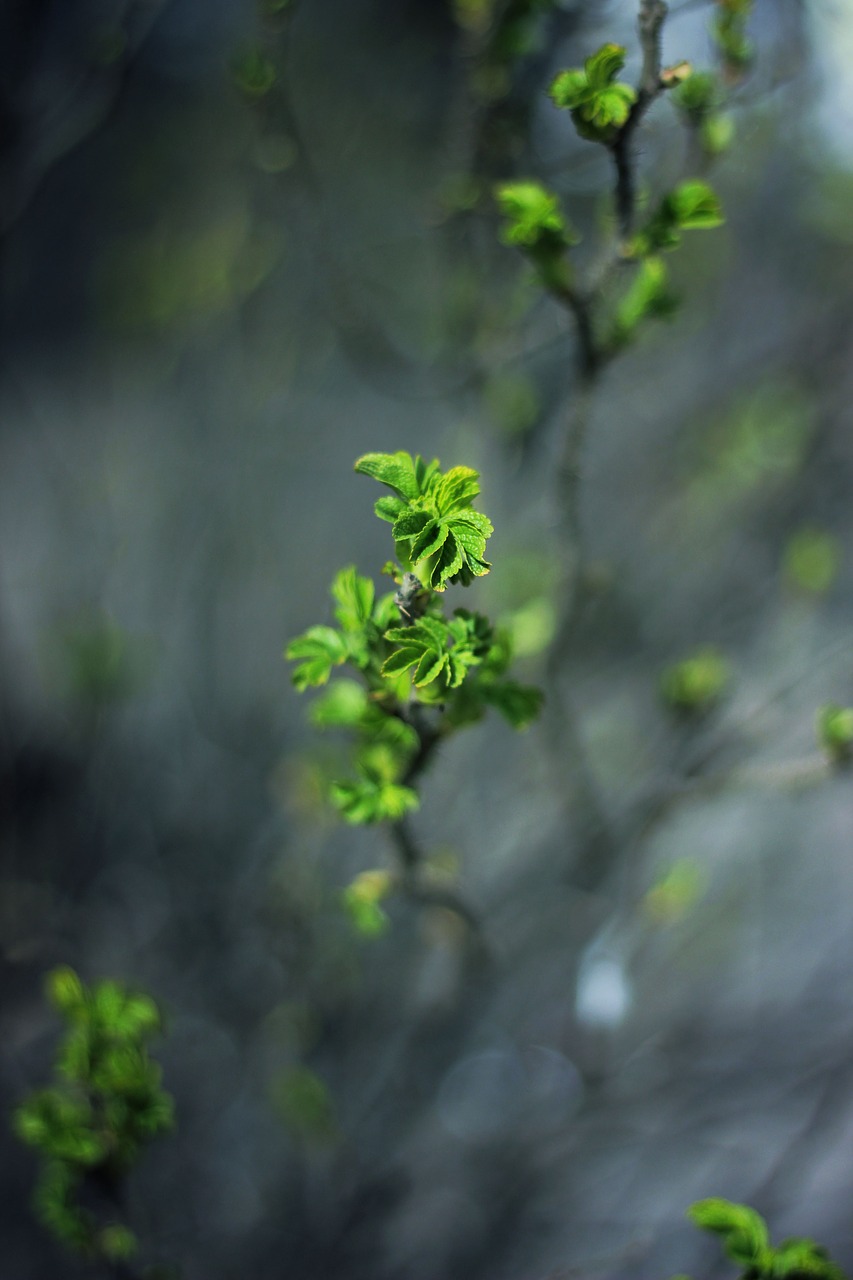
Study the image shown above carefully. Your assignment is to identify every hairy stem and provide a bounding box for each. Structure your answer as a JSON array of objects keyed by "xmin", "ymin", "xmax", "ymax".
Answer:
[
  {"xmin": 612, "ymin": 0, "xmax": 668, "ymax": 240},
  {"xmin": 388, "ymin": 704, "xmax": 488, "ymax": 948}
]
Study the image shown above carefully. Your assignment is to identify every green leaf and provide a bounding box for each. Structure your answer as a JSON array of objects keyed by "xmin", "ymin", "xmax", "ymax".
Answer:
[
  {"xmin": 117, "ymin": 992, "xmax": 161, "ymax": 1037},
  {"xmin": 342, "ymin": 869, "xmax": 392, "ymax": 938},
  {"xmin": 666, "ymin": 180, "xmax": 724, "ymax": 229},
  {"xmin": 701, "ymin": 113, "xmax": 734, "ymax": 155},
  {"xmin": 672, "ymin": 70, "xmax": 721, "ymax": 119},
  {"xmin": 411, "ymin": 518, "xmax": 450, "ymax": 563},
  {"xmin": 354, "ymin": 451, "xmax": 422, "ymax": 499},
  {"xmin": 93, "ymin": 979, "xmax": 126, "ymax": 1029},
  {"xmin": 309, "ymin": 679, "xmax": 369, "ymax": 727},
  {"xmin": 481, "ymin": 679, "xmax": 543, "ymax": 728},
  {"xmin": 231, "ymin": 47, "xmax": 277, "ymax": 98},
  {"xmin": 590, "ymin": 83, "xmax": 635, "ymax": 129},
  {"xmin": 433, "ymin": 466, "xmax": 481, "ymax": 514},
  {"xmin": 381, "ymin": 645, "xmax": 423, "ymax": 678},
  {"xmin": 496, "ymin": 181, "xmax": 576, "ymax": 252},
  {"xmin": 330, "ymin": 778, "xmax": 419, "ymax": 823},
  {"xmin": 99, "ymin": 1225, "xmax": 138, "ymax": 1261},
  {"xmin": 413, "ymin": 650, "xmax": 447, "ymax": 686},
  {"xmin": 661, "ymin": 648, "xmax": 730, "ymax": 714},
  {"xmin": 816, "ymin": 704, "xmax": 853, "ymax": 763},
  {"xmin": 424, "ymin": 534, "xmax": 465, "ymax": 590},
  {"xmin": 783, "ymin": 527, "xmax": 840, "ymax": 595},
  {"xmin": 331, "ymin": 566, "xmax": 375, "ymax": 632},
  {"xmin": 772, "ymin": 1238, "xmax": 844, "ymax": 1279},
  {"xmin": 343, "ymin": 892, "xmax": 390, "ymax": 937},
  {"xmin": 584, "ymin": 42, "xmax": 627, "ymax": 88},
  {"xmin": 34, "ymin": 1161, "xmax": 91, "ymax": 1252},
  {"xmin": 45, "ymin": 967, "xmax": 86, "ymax": 1017},
  {"xmin": 611, "ymin": 256, "xmax": 678, "ymax": 345},
  {"xmin": 374, "ymin": 495, "xmax": 408, "ymax": 523},
  {"xmin": 632, "ymin": 182, "xmax": 724, "ymax": 257},
  {"xmin": 392, "ymin": 509, "xmax": 432, "ymax": 540},
  {"xmin": 688, "ymin": 1199, "xmax": 771, "ymax": 1268},
  {"xmin": 549, "ymin": 48, "xmax": 636, "ymax": 143},
  {"xmin": 271, "ymin": 1066, "xmax": 337, "ymax": 1143},
  {"xmin": 286, "ymin": 626, "xmax": 348, "ymax": 690},
  {"xmin": 384, "ymin": 618, "xmax": 450, "ymax": 685}
]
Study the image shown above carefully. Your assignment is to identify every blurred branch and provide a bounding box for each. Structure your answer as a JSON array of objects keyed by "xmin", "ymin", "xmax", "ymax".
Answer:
[
  {"xmin": 612, "ymin": 0, "xmax": 668, "ymax": 240},
  {"xmin": 390, "ymin": 705, "xmax": 490, "ymax": 951}
]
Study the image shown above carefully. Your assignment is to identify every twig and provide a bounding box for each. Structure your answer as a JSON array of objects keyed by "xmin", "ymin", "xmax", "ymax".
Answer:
[
  {"xmin": 387, "ymin": 701, "xmax": 489, "ymax": 947},
  {"xmin": 611, "ymin": 0, "xmax": 669, "ymax": 240}
]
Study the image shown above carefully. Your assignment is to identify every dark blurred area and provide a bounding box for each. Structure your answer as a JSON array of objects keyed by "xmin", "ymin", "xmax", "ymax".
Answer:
[{"xmin": 3, "ymin": 1, "xmax": 853, "ymax": 1277}]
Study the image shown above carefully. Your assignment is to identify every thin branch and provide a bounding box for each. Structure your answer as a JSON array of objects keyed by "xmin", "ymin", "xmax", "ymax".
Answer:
[
  {"xmin": 387, "ymin": 699, "xmax": 488, "ymax": 947},
  {"xmin": 611, "ymin": 0, "xmax": 669, "ymax": 240}
]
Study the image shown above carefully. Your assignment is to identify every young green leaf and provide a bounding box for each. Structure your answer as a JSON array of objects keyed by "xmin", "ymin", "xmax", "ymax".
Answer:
[
  {"xmin": 611, "ymin": 256, "xmax": 678, "ymax": 347},
  {"xmin": 343, "ymin": 869, "xmax": 393, "ymax": 937},
  {"xmin": 286, "ymin": 626, "xmax": 348, "ymax": 690},
  {"xmin": 549, "ymin": 45, "xmax": 637, "ymax": 144},
  {"xmin": 673, "ymin": 70, "xmax": 721, "ymax": 119},
  {"xmin": 667, "ymin": 180, "xmax": 725, "ymax": 229},
  {"xmin": 772, "ymin": 1238, "xmax": 845, "ymax": 1280},
  {"xmin": 45, "ymin": 967, "xmax": 86, "ymax": 1017},
  {"xmin": 584, "ymin": 42, "xmax": 627, "ymax": 88},
  {"xmin": 331, "ymin": 778, "xmax": 419, "ymax": 824},
  {"xmin": 496, "ymin": 182, "xmax": 577, "ymax": 253},
  {"xmin": 331, "ymin": 566, "xmax": 375, "ymax": 632},
  {"xmin": 816, "ymin": 704, "xmax": 853, "ymax": 764},
  {"xmin": 688, "ymin": 1198, "xmax": 771, "ymax": 1268},
  {"xmin": 633, "ymin": 181, "xmax": 724, "ymax": 255},
  {"xmin": 480, "ymin": 679, "xmax": 543, "ymax": 729},
  {"xmin": 661, "ymin": 648, "xmax": 730, "ymax": 714}
]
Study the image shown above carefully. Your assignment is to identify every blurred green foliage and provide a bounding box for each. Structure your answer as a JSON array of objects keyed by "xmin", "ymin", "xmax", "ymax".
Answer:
[
  {"xmin": 660, "ymin": 648, "xmax": 730, "ymax": 715},
  {"xmin": 688, "ymin": 1198, "xmax": 844, "ymax": 1279},
  {"xmin": 13, "ymin": 968, "xmax": 172, "ymax": 1262},
  {"xmin": 643, "ymin": 859, "xmax": 707, "ymax": 925},
  {"xmin": 343, "ymin": 869, "xmax": 393, "ymax": 938},
  {"xmin": 270, "ymin": 1066, "xmax": 337, "ymax": 1145},
  {"xmin": 51, "ymin": 611, "xmax": 151, "ymax": 715},
  {"xmin": 815, "ymin": 704, "xmax": 853, "ymax": 765},
  {"xmin": 783, "ymin": 528, "xmax": 841, "ymax": 595},
  {"xmin": 99, "ymin": 214, "xmax": 281, "ymax": 335},
  {"xmin": 689, "ymin": 382, "xmax": 814, "ymax": 511}
]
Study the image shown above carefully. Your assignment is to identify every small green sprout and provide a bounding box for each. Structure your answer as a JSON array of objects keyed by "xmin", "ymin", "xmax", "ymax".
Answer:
[
  {"xmin": 660, "ymin": 648, "xmax": 730, "ymax": 715},
  {"xmin": 343, "ymin": 869, "xmax": 393, "ymax": 937},
  {"xmin": 549, "ymin": 43, "xmax": 637, "ymax": 144},
  {"xmin": 816, "ymin": 704, "xmax": 853, "ymax": 765},
  {"xmin": 631, "ymin": 180, "xmax": 725, "ymax": 257}
]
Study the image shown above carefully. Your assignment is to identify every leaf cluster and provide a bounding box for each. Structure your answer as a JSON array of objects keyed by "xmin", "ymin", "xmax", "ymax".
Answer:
[
  {"xmin": 13, "ymin": 968, "xmax": 173, "ymax": 1261},
  {"xmin": 688, "ymin": 1198, "xmax": 845, "ymax": 1280},
  {"xmin": 286, "ymin": 456, "xmax": 542, "ymax": 834},
  {"xmin": 355, "ymin": 451, "xmax": 494, "ymax": 590},
  {"xmin": 549, "ymin": 43, "xmax": 637, "ymax": 144}
]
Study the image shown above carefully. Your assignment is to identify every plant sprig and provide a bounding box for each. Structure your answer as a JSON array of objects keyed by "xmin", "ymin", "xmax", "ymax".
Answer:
[{"xmin": 286, "ymin": 453, "xmax": 541, "ymax": 935}]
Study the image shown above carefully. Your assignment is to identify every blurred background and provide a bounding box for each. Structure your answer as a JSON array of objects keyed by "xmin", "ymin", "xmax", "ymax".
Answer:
[{"xmin": 2, "ymin": 0, "xmax": 853, "ymax": 1276}]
